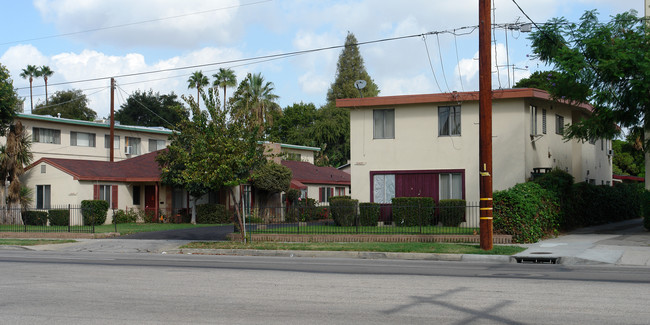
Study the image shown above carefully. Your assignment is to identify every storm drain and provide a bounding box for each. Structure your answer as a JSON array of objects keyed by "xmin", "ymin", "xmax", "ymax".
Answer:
[{"xmin": 515, "ymin": 252, "xmax": 559, "ymax": 264}]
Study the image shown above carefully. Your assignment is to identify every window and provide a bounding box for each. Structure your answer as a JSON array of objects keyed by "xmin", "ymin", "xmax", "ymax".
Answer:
[
  {"xmin": 41, "ymin": 165, "xmax": 46, "ymax": 174},
  {"xmin": 286, "ymin": 152, "xmax": 302, "ymax": 161},
  {"xmin": 542, "ymin": 109, "xmax": 547, "ymax": 134},
  {"xmin": 300, "ymin": 189, "xmax": 307, "ymax": 199},
  {"xmin": 319, "ymin": 187, "xmax": 334, "ymax": 202},
  {"xmin": 439, "ymin": 106, "xmax": 461, "ymax": 136},
  {"xmin": 132, "ymin": 186, "xmax": 141, "ymax": 205},
  {"xmin": 36, "ymin": 185, "xmax": 51, "ymax": 209},
  {"xmin": 70, "ymin": 131, "xmax": 95, "ymax": 147},
  {"xmin": 555, "ymin": 115, "xmax": 564, "ymax": 135},
  {"xmin": 33, "ymin": 127, "xmax": 60, "ymax": 144},
  {"xmin": 148, "ymin": 139, "xmax": 166, "ymax": 152},
  {"xmin": 125, "ymin": 137, "xmax": 141, "ymax": 155},
  {"xmin": 104, "ymin": 135, "xmax": 120, "ymax": 149},
  {"xmin": 336, "ymin": 187, "xmax": 346, "ymax": 196},
  {"xmin": 99, "ymin": 185, "xmax": 111, "ymax": 203},
  {"xmin": 373, "ymin": 109, "xmax": 395, "ymax": 139},
  {"xmin": 530, "ymin": 105, "xmax": 537, "ymax": 135},
  {"xmin": 373, "ymin": 174, "xmax": 395, "ymax": 204},
  {"xmin": 439, "ymin": 173, "xmax": 462, "ymax": 200},
  {"xmin": 95, "ymin": 184, "xmax": 117, "ymax": 209}
]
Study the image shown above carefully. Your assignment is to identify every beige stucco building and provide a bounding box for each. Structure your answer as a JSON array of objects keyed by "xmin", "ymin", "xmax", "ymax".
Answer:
[{"xmin": 337, "ymin": 88, "xmax": 612, "ymax": 208}]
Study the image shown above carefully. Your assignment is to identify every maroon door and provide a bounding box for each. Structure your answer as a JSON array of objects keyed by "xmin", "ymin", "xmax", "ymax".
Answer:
[
  {"xmin": 144, "ymin": 185, "xmax": 156, "ymax": 222},
  {"xmin": 395, "ymin": 173, "xmax": 438, "ymax": 199}
]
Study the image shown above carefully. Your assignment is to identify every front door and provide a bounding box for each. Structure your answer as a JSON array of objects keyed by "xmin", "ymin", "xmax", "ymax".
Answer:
[{"xmin": 145, "ymin": 185, "xmax": 156, "ymax": 222}]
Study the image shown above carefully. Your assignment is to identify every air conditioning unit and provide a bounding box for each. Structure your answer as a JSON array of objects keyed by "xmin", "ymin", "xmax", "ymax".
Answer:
[
  {"xmin": 125, "ymin": 146, "xmax": 132, "ymax": 155},
  {"xmin": 607, "ymin": 149, "xmax": 613, "ymax": 156}
]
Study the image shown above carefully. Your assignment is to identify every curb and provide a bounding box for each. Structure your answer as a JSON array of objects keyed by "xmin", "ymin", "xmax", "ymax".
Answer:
[{"xmin": 167, "ymin": 248, "xmax": 515, "ymax": 263}]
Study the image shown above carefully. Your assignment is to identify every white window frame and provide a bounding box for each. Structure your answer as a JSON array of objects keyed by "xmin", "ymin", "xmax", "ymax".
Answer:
[
  {"xmin": 373, "ymin": 174, "xmax": 395, "ymax": 204},
  {"xmin": 373, "ymin": 109, "xmax": 395, "ymax": 139},
  {"xmin": 70, "ymin": 131, "xmax": 96, "ymax": 147}
]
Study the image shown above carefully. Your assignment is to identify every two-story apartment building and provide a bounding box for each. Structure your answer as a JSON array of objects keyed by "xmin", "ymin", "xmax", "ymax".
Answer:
[{"xmin": 337, "ymin": 88, "xmax": 612, "ymax": 211}]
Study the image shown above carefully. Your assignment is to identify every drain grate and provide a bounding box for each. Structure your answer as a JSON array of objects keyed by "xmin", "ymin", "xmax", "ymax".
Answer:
[{"xmin": 515, "ymin": 256, "xmax": 559, "ymax": 264}]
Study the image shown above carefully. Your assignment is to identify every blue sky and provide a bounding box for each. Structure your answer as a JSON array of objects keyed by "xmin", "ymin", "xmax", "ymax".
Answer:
[{"xmin": 0, "ymin": 0, "xmax": 644, "ymax": 119}]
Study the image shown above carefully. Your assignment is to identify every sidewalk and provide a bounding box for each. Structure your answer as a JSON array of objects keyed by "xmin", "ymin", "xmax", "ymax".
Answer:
[{"xmin": 514, "ymin": 218, "xmax": 650, "ymax": 266}]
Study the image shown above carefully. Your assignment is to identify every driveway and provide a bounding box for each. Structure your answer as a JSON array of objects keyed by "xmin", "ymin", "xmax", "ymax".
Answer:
[{"xmin": 116, "ymin": 225, "xmax": 234, "ymax": 241}]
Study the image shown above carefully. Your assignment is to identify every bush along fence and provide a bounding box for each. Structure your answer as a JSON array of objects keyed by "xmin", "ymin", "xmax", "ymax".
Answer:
[{"xmin": 0, "ymin": 203, "xmax": 98, "ymax": 233}]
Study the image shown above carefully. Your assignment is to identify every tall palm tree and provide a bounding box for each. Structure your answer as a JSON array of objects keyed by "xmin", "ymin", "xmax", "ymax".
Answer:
[
  {"xmin": 37, "ymin": 66, "xmax": 54, "ymax": 105},
  {"xmin": 1, "ymin": 121, "xmax": 32, "ymax": 224},
  {"xmin": 20, "ymin": 65, "xmax": 39, "ymax": 113},
  {"xmin": 233, "ymin": 72, "xmax": 280, "ymax": 127},
  {"xmin": 212, "ymin": 68, "xmax": 237, "ymax": 110},
  {"xmin": 187, "ymin": 71, "xmax": 209, "ymax": 109}
]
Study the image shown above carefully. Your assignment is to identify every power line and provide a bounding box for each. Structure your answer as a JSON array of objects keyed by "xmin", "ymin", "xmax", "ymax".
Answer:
[
  {"xmin": 421, "ymin": 35, "xmax": 442, "ymax": 93},
  {"xmin": 115, "ymin": 83, "xmax": 176, "ymax": 130},
  {"xmin": 435, "ymin": 33, "xmax": 451, "ymax": 92},
  {"xmin": 1, "ymin": 0, "xmax": 273, "ymax": 46}
]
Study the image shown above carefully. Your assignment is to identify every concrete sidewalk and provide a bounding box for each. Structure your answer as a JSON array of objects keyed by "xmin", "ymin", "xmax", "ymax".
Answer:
[{"xmin": 515, "ymin": 218, "xmax": 650, "ymax": 266}]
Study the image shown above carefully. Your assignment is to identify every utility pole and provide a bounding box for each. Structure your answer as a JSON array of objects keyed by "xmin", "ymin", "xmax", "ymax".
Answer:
[
  {"xmin": 479, "ymin": 0, "xmax": 493, "ymax": 250},
  {"xmin": 110, "ymin": 78, "xmax": 115, "ymax": 162}
]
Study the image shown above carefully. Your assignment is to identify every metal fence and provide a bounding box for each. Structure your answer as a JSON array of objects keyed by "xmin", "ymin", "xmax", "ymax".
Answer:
[
  {"xmin": 243, "ymin": 203, "xmax": 480, "ymax": 236},
  {"xmin": 0, "ymin": 205, "xmax": 95, "ymax": 233}
]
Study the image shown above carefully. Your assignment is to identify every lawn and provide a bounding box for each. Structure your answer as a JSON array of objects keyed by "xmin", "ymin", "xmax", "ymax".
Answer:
[
  {"xmin": 252, "ymin": 224, "xmax": 478, "ymax": 235},
  {"xmin": 96, "ymin": 223, "xmax": 229, "ymax": 235},
  {"xmin": 0, "ymin": 239, "xmax": 76, "ymax": 246},
  {"xmin": 181, "ymin": 241, "xmax": 525, "ymax": 255}
]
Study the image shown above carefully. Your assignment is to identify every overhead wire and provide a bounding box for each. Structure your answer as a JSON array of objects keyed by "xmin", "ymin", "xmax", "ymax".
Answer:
[
  {"xmin": 453, "ymin": 32, "xmax": 465, "ymax": 91},
  {"xmin": 421, "ymin": 35, "xmax": 443, "ymax": 93},
  {"xmin": 115, "ymin": 83, "xmax": 177, "ymax": 130},
  {"xmin": 435, "ymin": 33, "xmax": 451, "ymax": 92}
]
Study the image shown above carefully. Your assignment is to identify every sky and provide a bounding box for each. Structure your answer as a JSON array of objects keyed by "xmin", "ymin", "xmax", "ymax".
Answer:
[{"xmin": 0, "ymin": 0, "xmax": 644, "ymax": 120}]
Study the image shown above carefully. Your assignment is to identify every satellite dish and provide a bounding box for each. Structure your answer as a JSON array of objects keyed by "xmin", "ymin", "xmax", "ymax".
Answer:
[{"xmin": 354, "ymin": 80, "xmax": 367, "ymax": 90}]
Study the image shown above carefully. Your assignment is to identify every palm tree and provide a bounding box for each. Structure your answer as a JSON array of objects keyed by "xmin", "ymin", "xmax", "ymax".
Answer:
[
  {"xmin": 1, "ymin": 121, "xmax": 32, "ymax": 224},
  {"xmin": 213, "ymin": 68, "xmax": 237, "ymax": 110},
  {"xmin": 187, "ymin": 71, "xmax": 209, "ymax": 109},
  {"xmin": 37, "ymin": 66, "xmax": 54, "ymax": 105},
  {"xmin": 233, "ymin": 72, "xmax": 280, "ymax": 128},
  {"xmin": 20, "ymin": 65, "xmax": 39, "ymax": 113}
]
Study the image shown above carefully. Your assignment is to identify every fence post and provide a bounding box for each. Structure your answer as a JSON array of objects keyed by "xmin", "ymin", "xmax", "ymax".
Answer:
[
  {"xmin": 355, "ymin": 204, "xmax": 360, "ymax": 234},
  {"xmin": 68, "ymin": 204, "xmax": 71, "ymax": 233},
  {"xmin": 113, "ymin": 208, "xmax": 117, "ymax": 233},
  {"xmin": 418, "ymin": 204, "xmax": 422, "ymax": 234}
]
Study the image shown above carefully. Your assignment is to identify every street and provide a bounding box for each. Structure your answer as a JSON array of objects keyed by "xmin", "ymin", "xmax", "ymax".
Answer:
[{"xmin": 0, "ymin": 250, "xmax": 648, "ymax": 324}]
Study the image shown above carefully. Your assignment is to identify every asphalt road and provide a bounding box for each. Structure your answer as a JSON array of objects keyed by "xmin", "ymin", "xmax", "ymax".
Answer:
[{"xmin": 1, "ymin": 250, "xmax": 648, "ymax": 324}]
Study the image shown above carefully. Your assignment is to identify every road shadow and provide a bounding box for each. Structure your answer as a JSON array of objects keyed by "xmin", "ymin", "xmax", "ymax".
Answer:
[{"xmin": 115, "ymin": 225, "xmax": 234, "ymax": 241}]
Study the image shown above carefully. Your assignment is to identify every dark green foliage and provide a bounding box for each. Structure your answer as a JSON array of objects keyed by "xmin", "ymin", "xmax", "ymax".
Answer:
[
  {"xmin": 116, "ymin": 90, "xmax": 188, "ymax": 128},
  {"xmin": 359, "ymin": 203, "xmax": 380, "ymax": 226},
  {"xmin": 567, "ymin": 182, "xmax": 641, "ymax": 229},
  {"xmin": 34, "ymin": 89, "xmax": 97, "ymax": 121},
  {"xmin": 493, "ymin": 182, "xmax": 560, "ymax": 243},
  {"xmin": 48, "ymin": 209, "xmax": 69, "ymax": 226},
  {"xmin": 329, "ymin": 196, "xmax": 351, "ymax": 201},
  {"xmin": 112, "ymin": 209, "xmax": 139, "ymax": 224},
  {"xmin": 285, "ymin": 188, "xmax": 300, "ymax": 204},
  {"xmin": 612, "ymin": 138, "xmax": 644, "ymax": 177},
  {"xmin": 22, "ymin": 211, "xmax": 47, "ymax": 226},
  {"xmin": 326, "ymin": 32, "xmax": 380, "ymax": 104},
  {"xmin": 267, "ymin": 102, "xmax": 318, "ymax": 147},
  {"xmin": 513, "ymin": 70, "xmax": 562, "ymax": 91},
  {"xmin": 81, "ymin": 200, "xmax": 109, "ymax": 225},
  {"xmin": 287, "ymin": 198, "xmax": 326, "ymax": 222},
  {"xmin": 533, "ymin": 169, "xmax": 574, "ymax": 227},
  {"xmin": 196, "ymin": 203, "xmax": 230, "ymax": 224},
  {"xmin": 330, "ymin": 198, "xmax": 358, "ymax": 226},
  {"xmin": 250, "ymin": 162, "xmax": 292, "ymax": 193},
  {"xmin": 391, "ymin": 197, "xmax": 435, "ymax": 227},
  {"xmin": 438, "ymin": 199, "xmax": 466, "ymax": 227},
  {"xmin": 0, "ymin": 63, "xmax": 18, "ymax": 135}
]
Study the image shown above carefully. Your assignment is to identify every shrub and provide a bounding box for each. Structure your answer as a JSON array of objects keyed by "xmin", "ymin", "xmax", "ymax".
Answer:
[
  {"xmin": 493, "ymin": 182, "xmax": 560, "ymax": 243},
  {"xmin": 112, "ymin": 208, "xmax": 139, "ymax": 224},
  {"xmin": 286, "ymin": 188, "xmax": 300, "ymax": 204},
  {"xmin": 289, "ymin": 198, "xmax": 325, "ymax": 222},
  {"xmin": 438, "ymin": 199, "xmax": 466, "ymax": 227},
  {"xmin": 567, "ymin": 182, "xmax": 642, "ymax": 229},
  {"xmin": 250, "ymin": 162, "xmax": 292, "ymax": 193},
  {"xmin": 330, "ymin": 198, "xmax": 358, "ymax": 226},
  {"xmin": 196, "ymin": 203, "xmax": 229, "ymax": 224},
  {"xmin": 48, "ymin": 209, "xmax": 70, "ymax": 226},
  {"xmin": 391, "ymin": 197, "xmax": 435, "ymax": 226},
  {"xmin": 359, "ymin": 203, "xmax": 380, "ymax": 226},
  {"xmin": 81, "ymin": 200, "xmax": 109, "ymax": 226},
  {"xmin": 22, "ymin": 211, "xmax": 48, "ymax": 226}
]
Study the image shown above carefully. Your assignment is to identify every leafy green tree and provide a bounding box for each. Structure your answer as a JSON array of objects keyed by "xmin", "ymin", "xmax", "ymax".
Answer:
[
  {"xmin": 310, "ymin": 105, "xmax": 350, "ymax": 167},
  {"xmin": 115, "ymin": 90, "xmax": 187, "ymax": 128},
  {"xmin": 251, "ymin": 162, "xmax": 292, "ymax": 193},
  {"xmin": 156, "ymin": 87, "xmax": 265, "ymax": 234},
  {"xmin": 231, "ymin": 72, "xmax": 280, "ymax": 133},
  {"xmin": 212, "ymin": 68, "xmax": 237, "ymax": 110},
  {"xmin": 0, "ymin": 63, "xmax": 18, "ymax": 135},
  {"xmin": 326, "ymin": 32, "xmax": 379, "ymax": 104},
  {"xmin": 33, "ymin": 89, "xmax": 97, "ymax": 121},
  {"xmin": 513, "ymin": 70, "xmax": 561, "ymax": 91},
  {"xmin": 529, "ymin": 10, "xmax": 649, "ymax": 142},
  {"xmin": 36, "ymin": 65, "xmax": 54, "ymax": 105},
  {"xmin": 267, "ymin": 102, "xmax": 318, "ymax": 146},
  {"xmin": 20, "ymin": 65, "xmax": 39, "ymax": 113},
  {"xmin": 187, "ymin": 71, "xmax": 209, "ymax": 109},
  {"xmin": 612, "ymin": 137, "xmax": 645, "ymax": 177}
]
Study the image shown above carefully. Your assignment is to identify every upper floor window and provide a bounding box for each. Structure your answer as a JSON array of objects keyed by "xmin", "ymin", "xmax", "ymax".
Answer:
[
  {"xmin": 530, "ymin": 105, "xmax": 537, "ymax": 135},
  {"xmin": 439, "ymin": 106, "xmax": 461, "ymax": 136},
  {"xmin": 373, "ymin": 109, "xmax": 395, "ymax": 139},
  {"xmin": 70, "ymin": 131, "xmax": 95, "ymax": 147},
  {"xmin": 105, "ymin": 135, "xmax": 120, "ymax": 149},
  {"xmin": 148, "ymin": 139, "xmax": 166, "ymax": 152},
  {"xmin": 542, "ymin": 109, "xmax": 547, "ymax": 134},
  {"xmin": 33, "ymin": 127, "xmax": 61, "ymax": 144},
  {"xmin": 125, "ymin": 137, "xmax": 141, "ymax": 155},
  {"xmin": 285, "ymin": 152, "xmax": 301, "ymax": 161},
  {"xmin": 555, "ymin": 114, "xmax": 564, "ymax": 135}
]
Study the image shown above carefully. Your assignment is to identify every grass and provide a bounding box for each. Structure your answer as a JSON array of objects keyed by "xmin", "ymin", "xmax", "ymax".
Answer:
[
  {"xmin": 0, "ymin": 239, "xmax": 76, "ymax": 246},
  {"xmin": 181, "ymin": 241, "xmax": 525, "ymax": 255},
  {"xmin": 95, "ymin": 223, "xmax": 228, "ymax": 235},
  {"xmin": 252, "ymin": 224, "xmax": 478, "ymax": 235}
]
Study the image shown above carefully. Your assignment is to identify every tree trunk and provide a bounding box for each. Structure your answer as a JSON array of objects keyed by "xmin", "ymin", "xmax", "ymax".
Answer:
[
  {"xmin": 190, "ymin": 195, "xmax": 197, "ymax": 224},
  {"xmin": 228, "ymin": 187, "xmax": 246, "ymax": 242},
  {"xmin": 0, "ymin": 184, "xmax": 6, "ymax": 224}
]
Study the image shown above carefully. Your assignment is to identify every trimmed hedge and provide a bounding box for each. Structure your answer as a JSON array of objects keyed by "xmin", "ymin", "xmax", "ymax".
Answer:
[
  {"xmin": 287, "ymin": 198, "xmax": 327, "ymax": 222},
  {"xmin": 48, "ymin": 209, "xmax": 70, "ymax": 226},
  {"xmin": 22, "ymin": 211, "xmax": 48, "ymax": 226},
  {"xmin": 359, "ymin": 203, "xmax": 380, "ymax": 226},
  {"xmin": 566, "ymin": 182, "xmax": 641, "ymax": 230},
  {"xmin": 330, "ymin": 198, "xmax": 358, "ymax": 226},
  {"xmin": 81, "ymin": 200, "xmax": 109, "ymax": 225},
  {"xmin": 493, "ymin": 182, "xmax": 560, "ymax": 243},
  {"xmin": 438, "ymin": 199, "xmax": 466, "ymax": 227},
  {"xmin": 196, "ymin": 203, "xmax": 230, "ymax": 224},
  {"xmin": 391, "ymin": 197, "xmax": 435, "ymax": 226}
]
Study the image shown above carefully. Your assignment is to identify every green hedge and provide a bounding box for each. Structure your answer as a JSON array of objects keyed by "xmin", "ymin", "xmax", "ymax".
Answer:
[
  {"xmin": 196, "ymin": 204, "xmax": 230, "ymax": 224},
  {"xmin": 438, "ymin": 199, "xmax": 466, "ymax": 227},
  {"xmin": 48, "ymin": 209, "xmax": 70, "ymax": 226},
  {"xmin": 359, "ymin": 203, "xmax": 380, "ymax": 226},
  {"xmin": 22, "ymin": 211, "xmax": 48, "ymax": 226},
  {"xmin": 391, "ymin": 197, "xmax": 435, "ymax": 226},
  {"xmin": 330, "ymin": 198, "xmax": 358, "ymax": 226},
  {"xmin": 567, "ymin": 182, "xmax": 641, "ymax": 229},
  {"xmin": 493, "ymin": 182, "xmax": 560, "ymax": 243},
  {"xmin": 286, "ymin": 198, "xmax": 326, "ymax": 222},
  {"xmin": 81, "ymin": 200, "xmax": 109, "ymax": 225}
]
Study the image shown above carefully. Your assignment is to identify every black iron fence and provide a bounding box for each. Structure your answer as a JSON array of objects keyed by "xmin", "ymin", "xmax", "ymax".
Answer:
[
  {"xmin": 243, "ymin": 203, "xmax": 480, "ymax": 236},
  {"xmin": 0, "ymin": 205, "xmax": 96, "ymax": 233}
]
